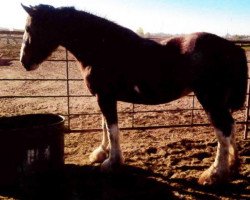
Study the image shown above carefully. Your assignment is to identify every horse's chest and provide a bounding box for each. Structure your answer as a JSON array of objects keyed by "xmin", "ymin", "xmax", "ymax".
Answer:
[{"xmin": 83, "ymin": 66, "xmax": 121, "ymax": 95}]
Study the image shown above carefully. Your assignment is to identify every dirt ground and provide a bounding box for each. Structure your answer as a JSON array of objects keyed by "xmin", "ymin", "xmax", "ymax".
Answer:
[
  {"xmin": 0, "ymin": 37, "xmax": 249, "ymax": 199},
  {"xmin": 0, "ymin": 126, "xmax": 249, "ymax": 200}
]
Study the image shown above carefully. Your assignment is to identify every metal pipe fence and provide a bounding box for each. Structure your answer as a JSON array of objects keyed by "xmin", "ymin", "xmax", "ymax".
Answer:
[{"xmin": 0, "ymin": 31, "xmax": 249, "ymax": 139}]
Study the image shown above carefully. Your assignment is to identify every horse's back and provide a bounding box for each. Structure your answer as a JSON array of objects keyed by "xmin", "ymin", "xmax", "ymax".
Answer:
[{"xmin": 163, "ymin": 32, "xmax": 238, "ymax": 55}]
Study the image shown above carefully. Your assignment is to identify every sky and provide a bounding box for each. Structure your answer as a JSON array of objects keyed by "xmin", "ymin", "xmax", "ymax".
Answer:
[{"xmin": 0, "ymin": 0, "xmax": 250, "ymax": 36}]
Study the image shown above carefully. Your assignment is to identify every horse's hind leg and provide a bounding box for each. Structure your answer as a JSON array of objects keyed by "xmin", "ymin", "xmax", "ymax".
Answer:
[
  {"xmin": 89, "ymin": 116, "xmax": 109, "ymax": 163},
  {"xmin": 195, "ymin": 92, "xmax": 238, "ymax": 185},
  {"xmin": 199, "ymin": 108, "xmax": 237, "ymax": 185}
]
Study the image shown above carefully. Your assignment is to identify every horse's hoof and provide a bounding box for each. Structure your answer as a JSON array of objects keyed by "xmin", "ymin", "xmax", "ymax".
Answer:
[
  {"xmin": 89, "ymin": 146, "xmax": 108, "ymax": 164},
  {"xmin": 198, "ymin": 166, "xmax": 229, "ymax": 185},
  {"xmin": 101, "ymin": 157, "xmax": 124, "ymax": 173},
  {"xmin": 101, "ymin": 158, "xmax": 114, "ymax": 173}
]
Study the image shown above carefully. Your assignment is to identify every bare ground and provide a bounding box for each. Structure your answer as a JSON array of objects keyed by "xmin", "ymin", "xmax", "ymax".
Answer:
[{"xmin": 1, "ymin": 126, "xmax": 249, "ymax": 200}]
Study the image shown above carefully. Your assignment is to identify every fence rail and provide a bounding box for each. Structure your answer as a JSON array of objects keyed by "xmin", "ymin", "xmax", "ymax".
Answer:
[{"xmin": 0, "ymin": 31, "xmax": 249, "ymax": 139}]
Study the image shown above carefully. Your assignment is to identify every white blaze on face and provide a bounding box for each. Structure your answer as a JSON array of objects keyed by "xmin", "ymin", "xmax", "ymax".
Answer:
[
  {"xmin": 21, "ymin": 16, "xmax": 31, "ymax": 60},
  {"xmin": 20, "ymin": 30, "xmax": 28, "ymax": 62},
  {"xmin": 20, "ymin": 29, "xmax": 39, "ymax": 71},
  {"xmin": 20, "ymin": 16, "xmax": 40, "ymax": 70}
]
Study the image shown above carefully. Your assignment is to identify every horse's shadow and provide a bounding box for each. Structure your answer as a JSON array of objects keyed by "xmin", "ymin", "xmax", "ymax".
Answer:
[
  {"xmin": 165, "ymin": 175, "xmax": 250, "ymax": 200},
  {"xmin": 0, "ymin": 163, "xmax": 249, "ymax": 200},
  {"xmin": 0, "ymin": 164, "xmax": 175, "ymax": 200}
]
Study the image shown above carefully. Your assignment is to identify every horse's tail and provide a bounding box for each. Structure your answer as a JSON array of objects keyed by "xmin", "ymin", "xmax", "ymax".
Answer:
[{"xmin": 228, "ymin": 46, "xmax": 248, "ymax": 111}]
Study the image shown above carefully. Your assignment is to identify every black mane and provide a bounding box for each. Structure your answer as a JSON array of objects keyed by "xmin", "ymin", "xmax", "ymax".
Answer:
[{"xmin": 34, "ymin": 4, "xmax": 142, "ymax": 43}]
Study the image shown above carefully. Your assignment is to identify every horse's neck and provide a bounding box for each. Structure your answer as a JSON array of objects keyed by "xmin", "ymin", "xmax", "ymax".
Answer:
[
  {"xmin": 57, "ymin": 10, "xmax": 112, "ymax": 66},
  {"xmin": 60, "ymin": 33, "xmax": 87, "ymax": 62},
  {"xmin": 57, "ymin": 10, "xmax": 141, "ymax": 67},
  {"xmin": 59, "ymin": 27, "xmax": 100, "ymax": 66}
]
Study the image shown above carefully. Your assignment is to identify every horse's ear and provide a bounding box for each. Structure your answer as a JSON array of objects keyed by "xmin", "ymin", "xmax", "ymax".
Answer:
[{"xmin": 21, "ymin": 3, "xmax": 35, "ymax": 16}]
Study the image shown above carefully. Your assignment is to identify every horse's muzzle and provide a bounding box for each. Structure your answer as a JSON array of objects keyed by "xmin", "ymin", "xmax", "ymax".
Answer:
[
  {"xmin": 20, "ymin": 58, "xmax": 38, "ymax": 71},
  {"xmin": 24, "ymin": 64, "xmax": 39, "ymax": 71}
]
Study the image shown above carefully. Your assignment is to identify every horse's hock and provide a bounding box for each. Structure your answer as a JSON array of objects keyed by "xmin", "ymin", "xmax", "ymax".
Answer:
[{"xmin": 0, "ymin": 114, "xmax": 65, "ymax": 186}]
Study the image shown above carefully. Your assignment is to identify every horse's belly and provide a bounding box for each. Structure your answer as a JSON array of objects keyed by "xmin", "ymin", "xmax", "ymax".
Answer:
[
  {"xmin": 117, "ymin": 84, "xmax": 191, "ymax": 105},
  {"xmin": 118, "ymin": 96, "xmax": 178, "ymax": 105}
]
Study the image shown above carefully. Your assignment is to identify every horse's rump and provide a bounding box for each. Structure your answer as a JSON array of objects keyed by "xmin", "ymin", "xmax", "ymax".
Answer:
[
  {"xmin": 226, "ymin": 46, "xmax": 248, "ymax": 110},
  {"xmin": 168, "ymin": 32, "xmax": 248, "ymax": 111}
]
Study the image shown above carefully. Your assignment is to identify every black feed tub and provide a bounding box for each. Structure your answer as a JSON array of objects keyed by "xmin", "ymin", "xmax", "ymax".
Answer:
[{"xmin": 0, "ymin": 114, "xmax": 65, "ymax": 186}]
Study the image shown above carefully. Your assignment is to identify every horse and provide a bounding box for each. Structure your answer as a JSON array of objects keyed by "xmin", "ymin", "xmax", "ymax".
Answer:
[{"xmin": 20, "ymin": 4, "xmax": 248, "ymax": 185}]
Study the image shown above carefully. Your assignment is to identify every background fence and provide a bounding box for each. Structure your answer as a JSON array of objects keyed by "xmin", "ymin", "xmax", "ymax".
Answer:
[{"xmin": 0, "ymin": 31, "xmax": 249, "ymax": 139}]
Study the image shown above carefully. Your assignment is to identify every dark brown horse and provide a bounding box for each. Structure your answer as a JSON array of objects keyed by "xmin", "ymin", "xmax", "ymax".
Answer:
[{"xmin": 20, "ymin": 4, "xmax": 248, "ymax": 185}]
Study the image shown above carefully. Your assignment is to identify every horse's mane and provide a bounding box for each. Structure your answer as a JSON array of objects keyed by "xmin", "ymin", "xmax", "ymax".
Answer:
[{"xmin": 33, "ymin": 4, "xmax": 141, "ymax": 41}]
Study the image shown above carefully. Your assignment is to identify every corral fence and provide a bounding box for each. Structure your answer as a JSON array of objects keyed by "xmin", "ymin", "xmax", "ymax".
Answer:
[{"xmin": 0, "ymin": 31, "xmax": 250, "ymax": 139}]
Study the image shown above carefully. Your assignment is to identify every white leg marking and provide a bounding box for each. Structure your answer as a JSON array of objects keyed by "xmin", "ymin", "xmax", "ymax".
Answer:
[
  {"xmin": 228, "ymin": 124, "xmax": 239, "ymax": 172},
  {"xmin": 199, "ymin": 128, "xmax": 231, "ymax": 185},
  {"xmin": 89, "ymin": 117, "xmax": 109, "ymax": 163},
  {"xmin": 134, "ymin": 85, "xmax": 140, "ymax": 94},
  {"xmin": 213, "ymin": 128, "xmax": 230, "ymax": 171},
  {"xmin": 101, "ymin": 117, "xmax": 109, "ymax": 148},
  {"xmin": 107, "ymin": 124, "xmax": 122, "ymax": 161},
  {"xmin": 20, "ymin": 31, "xmax": 27, "ymax": 61},
  {"xmin": 101, "ymin": 123, "xmax": 124, "ymax": 172}
]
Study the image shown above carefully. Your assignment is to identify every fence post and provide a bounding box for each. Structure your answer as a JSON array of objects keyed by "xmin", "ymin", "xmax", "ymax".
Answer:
[
  {"xmin": 244, "ymin": 81, "xmax": 250, "ymax": 139},
  {"xmin": 65, "ymin": 49, "xmax": 71, "ymax": 131}
]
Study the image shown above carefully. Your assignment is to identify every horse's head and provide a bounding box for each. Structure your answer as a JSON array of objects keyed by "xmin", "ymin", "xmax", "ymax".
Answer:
[{"xmin": 20, "ymin": 4, "xmax": 60, "ymax": 71}]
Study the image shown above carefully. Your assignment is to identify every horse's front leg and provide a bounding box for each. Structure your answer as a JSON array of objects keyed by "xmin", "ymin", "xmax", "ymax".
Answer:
[
  {"xmin": 91, "ymin": 94, "xmax": 124, "ymax": 172},
  {"xmin": 101, "ymin": 122, "xmax": 124, "ymax": 172},
  {"xmin": 89, "ymin": 116, "xmax": 109, "ymax": 163}
]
